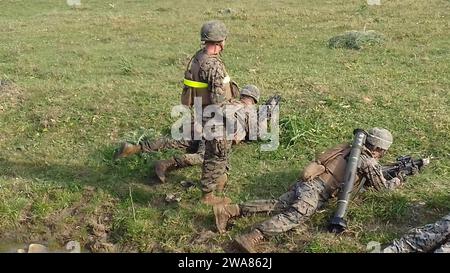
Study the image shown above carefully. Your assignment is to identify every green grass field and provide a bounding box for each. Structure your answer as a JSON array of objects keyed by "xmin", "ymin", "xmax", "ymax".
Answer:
[{"xmin": 0, "ymin": 0, "xmax": 449, "ymax": 252}]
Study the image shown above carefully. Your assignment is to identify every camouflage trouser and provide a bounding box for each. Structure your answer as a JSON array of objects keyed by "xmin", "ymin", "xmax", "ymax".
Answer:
[
  {"xmin": 140, "ymin": 137, "xmax": 205, "ymax": 168},
  {"xmin": 200, "ymin": 138, "xmax": 232, "ymax": 193},
  {"xmin": 239, "ymin": 179, "xmax": 330, "ymax": 236},
  {"xmin": 140, "ymin": 137, "xmax": 202, "ymax": 154},
  {"xmin": 383, "ymin": 213, "xmax": 450, "ymax": 253},
  {"xmin": 174, "ymin": 153, "xmax": 204, "ymax": 168}
]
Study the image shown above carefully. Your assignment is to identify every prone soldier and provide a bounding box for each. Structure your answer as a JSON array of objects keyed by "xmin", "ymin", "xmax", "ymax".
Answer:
[
  {"xmin": 114, "ymin": 85, "xmax": 262, "ymax": 186},
  {"xmin": 213, "ymin": 128, "xmax": 421, "ymax": 252}
]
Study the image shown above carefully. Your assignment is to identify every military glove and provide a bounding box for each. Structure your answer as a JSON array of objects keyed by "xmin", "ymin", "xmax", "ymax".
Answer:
[
  {"xmin": 397, "ymin": 170, "xmax": 407, "ymax": 183},
  {"xmin": 411, "ymin": 166, "xmax": 419, "ymax": 176}
]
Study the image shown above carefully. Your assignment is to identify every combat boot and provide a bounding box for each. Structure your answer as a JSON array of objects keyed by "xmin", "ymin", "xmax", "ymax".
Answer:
[
  {"xmin": 213, "ymin": 204, "xmax": 240, "ymax": 233},
  {"xmin": 113, "ymin": 142, "xmax": 141, "ymax": 160},
  {"xmin": 201, "ymin": 192, "xmax": 231, "ymax": 206},
  {"xmin": 154, "ymin": 158, "xmax": 178, "ymax": 183},
  {"xmin": 233, "ymin": 229, "xmax": 264, "ymax": 253},
  {"xmin": 215, "ymin": 174, "xmax": 228, "ymax": 193}
]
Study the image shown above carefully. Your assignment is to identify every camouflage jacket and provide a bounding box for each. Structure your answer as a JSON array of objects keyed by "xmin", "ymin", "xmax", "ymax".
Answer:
[
  {"xmin": 196, "ymin": 49, "xmax": 230, "ymax": 104},
  {"xmin": 355, "ymin": 148, "xmax": 404, "ymax": 191},
  {"xmin": 310, "ymin": 144, "xmax": 404, "ymax": 196}
]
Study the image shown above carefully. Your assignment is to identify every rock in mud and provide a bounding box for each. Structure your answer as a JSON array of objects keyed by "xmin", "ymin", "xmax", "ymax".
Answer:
[
  {"xmin": 65, "ymin": 241, "xmax": 81, "ymax": 253},
  {"xmin": 28, "ymin": 244, "xmax": 49, "ymax": 253}
]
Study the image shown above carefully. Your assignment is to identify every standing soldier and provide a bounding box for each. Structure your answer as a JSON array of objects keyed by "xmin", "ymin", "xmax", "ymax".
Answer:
[
  {"xmin": 213, "ymin": 128, "xmax": 413, "ymax": 252},
  {"xmin": 115, "ymin": 20, "xmax": 239, "ymax": 199},
  {"xmin": 182, "ymin": 20, "xmax": 239, "ymax": 205}
]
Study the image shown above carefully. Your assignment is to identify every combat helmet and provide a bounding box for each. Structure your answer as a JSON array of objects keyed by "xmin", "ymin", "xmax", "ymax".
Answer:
[
  {"xmin": 201, "ymin": 20, "xmax": 228, "ymax": 42},
  {"xmin": 240, "ymin": 84, "xmax": 260, "ymax": 103},
  {"xmin": 366, "ymin": 127, "xmax": 393, "ymax": 150}
]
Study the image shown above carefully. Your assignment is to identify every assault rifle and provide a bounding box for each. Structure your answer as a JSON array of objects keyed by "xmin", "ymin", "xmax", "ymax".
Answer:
[{"xmin": 382, "ymin": 156, "xmax": 430, "ymax": 180}]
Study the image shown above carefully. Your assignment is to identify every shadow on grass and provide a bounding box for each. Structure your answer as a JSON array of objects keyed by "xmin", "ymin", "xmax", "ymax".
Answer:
[
  {"xmin": 0, "ymin": 140, "xmax": 211, "ymax": 207},
  {"xmin": 236, "ymin": 168, "xmax": 299, "ymax": 202},
  {"xmin": 0, "ymin": 144, "xmax": 184, "ymax": 203}
]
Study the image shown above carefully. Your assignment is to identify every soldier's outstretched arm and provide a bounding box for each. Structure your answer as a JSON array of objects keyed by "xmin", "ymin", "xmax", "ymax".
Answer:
[{"xmin": 360, "ymin": 155, "xmax": 403, "ymax": 191}]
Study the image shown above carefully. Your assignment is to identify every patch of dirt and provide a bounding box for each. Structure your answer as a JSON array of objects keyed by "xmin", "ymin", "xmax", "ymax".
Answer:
[
  {"xmin": 190, "ymin": 229, "xmax": 224, "ymax": 252},
  {"xmin": 27, "ymin": 106, "xmax": 63, "ymax": 131},
  {"xmin": 191, "ymin": 230, "xmax": 216, "ymax": 245},
  {"xmin": 46, "ymin": 187, "xmax": 117, "ymax": 252},
  {"xmin": 0, "ymin": 80, "xmax": 24, "ymax": 111},
  {"xmin": 222, "ymin": 243, "xmax": 238, "ymax": 253},
  {"xmin": 8, "ymin": 186, "xmax": 118, "ymax": 253}
]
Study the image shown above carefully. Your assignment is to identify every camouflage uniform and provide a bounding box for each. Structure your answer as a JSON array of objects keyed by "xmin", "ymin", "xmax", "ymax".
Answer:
[
  {"xmin": 201, "ymin": 88, "xmax": 262, "ymax": 192},
  {"xmin": 140, "ymin": 137, "xmax": 199, "ymax": 153},
  {"xmin": 220, "ymin": 128, "xmax": 401, "ymax": 252},
  {"xmin": 237, "ymin": 145, "xmax": 403, "ymax": 236},
  {"xmin": 383, "ymin": 213, "xmax": 450, "ymax": 253},
  {"xmin": 180, "ymin": 21, "xmax": 237, "ymax": 198},
  {"xmin": 117, "ymin": 21, "xmax": 243, "ymax": 190},
  {"xmin": 185, "ymin": 49, "xmax": 234, "ymax": 194},
  {"xmin": 139, "ymin": 137, "xmax": 205, "ymax": 168},
  {"xmin": 201, "ymin": 98, "xmax": 254, "ymax": 193}
]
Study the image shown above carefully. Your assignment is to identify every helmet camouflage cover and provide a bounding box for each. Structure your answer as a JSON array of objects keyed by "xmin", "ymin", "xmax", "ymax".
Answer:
[
  {"xmin": 240, "ymin": 84, "xmax": 260, "ymax": 103},
  {"xmin": 201, "ymin": 20, "xmax": 228, "ymax": 42},
  {"xmin": 366, "ymin": 127, "xmax": 393, "ymax": 150}
]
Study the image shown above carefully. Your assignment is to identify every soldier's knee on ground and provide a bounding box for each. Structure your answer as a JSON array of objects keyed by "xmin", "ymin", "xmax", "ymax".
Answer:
[
  {"xmin": 291, "ymin": 199, "xmax": 318, "ymax": 217},
  {"xmin": 291, "ymin": 182, "xmax": 322, "ymax": 216}
]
